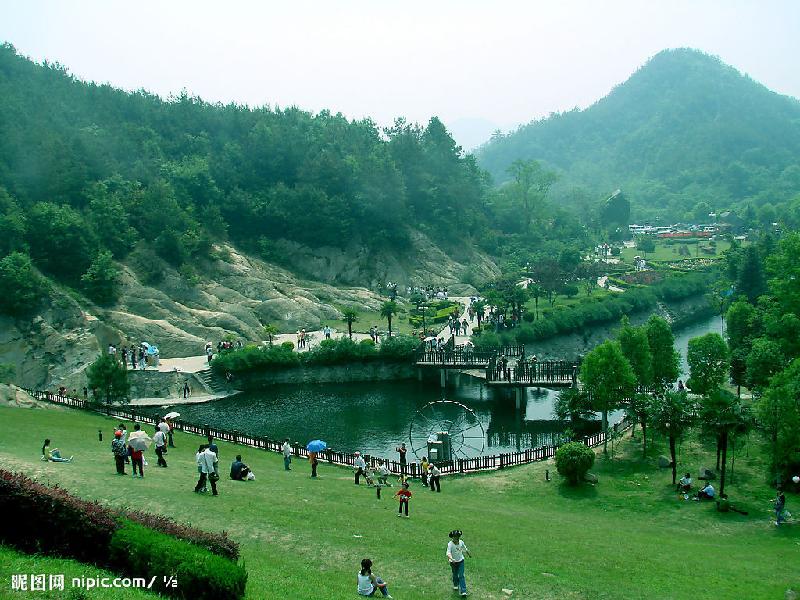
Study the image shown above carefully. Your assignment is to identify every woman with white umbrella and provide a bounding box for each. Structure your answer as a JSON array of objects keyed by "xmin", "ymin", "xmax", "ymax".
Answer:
[{"xmin": 127, "ymin": 424, "xmax": 152, "ymax": 479}]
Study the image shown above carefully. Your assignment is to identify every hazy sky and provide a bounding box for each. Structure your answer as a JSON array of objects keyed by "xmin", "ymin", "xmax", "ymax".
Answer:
[{"xmin": 1, "ymin": 0, "xmax": 799, "ymax": 147}]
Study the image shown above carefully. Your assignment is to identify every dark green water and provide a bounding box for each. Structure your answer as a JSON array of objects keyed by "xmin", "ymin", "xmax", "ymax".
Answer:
[{"xmin": 174, "ymin": 315, "xmax": 721, "ymax": 461}]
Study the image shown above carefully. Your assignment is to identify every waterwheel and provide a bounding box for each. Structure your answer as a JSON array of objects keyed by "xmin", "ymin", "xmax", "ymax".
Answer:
[{"xmin": 408, "ymin": 400, "xmax": 485, "ymax": 461}]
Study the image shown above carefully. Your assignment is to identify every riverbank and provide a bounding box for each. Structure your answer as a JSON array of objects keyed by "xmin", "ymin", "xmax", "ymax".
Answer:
[{"xmin": 517, "ymin": 292, "xmax": 715, "ymax": 360}]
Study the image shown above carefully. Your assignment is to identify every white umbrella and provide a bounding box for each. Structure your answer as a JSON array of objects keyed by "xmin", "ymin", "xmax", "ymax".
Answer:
[
  {"xmin": 127, "ymin": 430, "xmax": 152, "ymax": 451},
  {"xmin": 140, "ymin": 342, "xmax": 151, "ymax": 349},
  {"xmin": 424, "ymin": 336, "xmax": 437, "ymax": 342},
  {"xmin": 164, "ymin": 411, "xmax": 180, "ymax": 420}
]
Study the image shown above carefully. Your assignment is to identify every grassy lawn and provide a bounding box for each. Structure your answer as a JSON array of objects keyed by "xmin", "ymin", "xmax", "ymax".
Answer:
[
  {"xmin": 319, "ymin": 302, "xmax": 418, "ymax": 336},
  {"xmin": 620, "ymin": 240, "xmax": 732, "ymax": 265},
  {"xmin": 523, "ymin": 288, "xmax": 613, "ymax": 316},
  {"xmin": 1, "ymin": 405, "xmax": 797, "ymax": 599},
  {"xmin": 0, "ymin": 546, "xmax": 156, "ymax": 600}
]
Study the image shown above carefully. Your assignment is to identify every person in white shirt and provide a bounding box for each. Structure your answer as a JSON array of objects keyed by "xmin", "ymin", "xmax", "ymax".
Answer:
[
  {"xmin": 356, "ymin": 558, "xmax": 392, "ymax": 598},
  {"xmin": 354, "ymin": 451, "xmax": 366, "ymax": 485},
  {"xmin": 282, "ymin": 438, "xmax": 292, "ymax": 471},
  {"xmin": 194, "ymin": 444, "xmax": 219, "ymax": 496},
  {"xmin": 447, "ymin": 530, "xmax": 471, "ymax": 597},
  {"xmin": 429, "ymin": 463, "xmax": 441, "ymax": 493},
  {"xmin": 153, "ymin": 428, "xmax": 167, "ymax": 468},
  {"xmin": 376, "ymin": 460, "xmax": 390, "ymax": 486},
  {"xmin": 677, "ymin": 472, "xmax": 692, "ymax": 493}
]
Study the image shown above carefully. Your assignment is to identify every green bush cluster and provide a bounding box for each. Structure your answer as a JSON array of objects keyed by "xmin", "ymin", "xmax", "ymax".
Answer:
[
  {"xmin": 555, "ymin": 442, "xmax": 596, "ymax": 484},
  {"xmin": 0, "ymin": 470, "xmax": 247, "ymax": 600},
  {"xmin": 109, "ymin": 520, "xmax": 247, "ymax": 600},
  {"xmin": 212, "ymin": 335, "xmax": 420, "ymax": 374}
]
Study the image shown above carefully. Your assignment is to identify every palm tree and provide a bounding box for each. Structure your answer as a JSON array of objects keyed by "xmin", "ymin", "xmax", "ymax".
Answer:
[
  {"xmin": 262, "ymin": 323, "xmax": 279, "ymax": 347},
  {"xmin": 380, "ymin": 301, "xmax": 398, "ymax": 336},
  {"xmin": 341, "ymin": 309, "xmax": 358, "ymax": 339}
]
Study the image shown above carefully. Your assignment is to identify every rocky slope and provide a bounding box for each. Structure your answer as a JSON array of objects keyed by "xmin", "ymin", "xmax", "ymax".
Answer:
[{"xmin": 0, "ymin": 234, "xmax": 499, "ymax": 391}]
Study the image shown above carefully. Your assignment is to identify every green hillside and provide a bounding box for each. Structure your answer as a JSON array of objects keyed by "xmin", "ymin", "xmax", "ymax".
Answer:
[
  {"xmin": 0, "ymin": 42, "xmax": 488, "ymax": 287},
  {"xmin": 476, "ymin": 48, "xmax": 800, "ymax": 224}
]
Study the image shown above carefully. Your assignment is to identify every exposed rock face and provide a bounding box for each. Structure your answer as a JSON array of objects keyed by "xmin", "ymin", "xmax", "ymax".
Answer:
[{"xmin": 0, "ymin": 236, "xmax": 499, "ymax": 391}]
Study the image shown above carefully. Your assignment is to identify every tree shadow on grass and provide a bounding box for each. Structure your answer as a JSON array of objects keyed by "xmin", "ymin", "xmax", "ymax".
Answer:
[{"xmin": 555, "ymin": 480, "xmax": 598, "ymax": 501}]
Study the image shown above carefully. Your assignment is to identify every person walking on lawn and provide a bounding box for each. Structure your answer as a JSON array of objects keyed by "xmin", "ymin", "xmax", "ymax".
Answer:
[
  {"xmin": 354, "ymin": 451, "xmax": 366, "ymax": 485},
  {"xmin": 429, "ymin": 463, "xmax": 441, "ymax": 492},
  {"xmin": 395, "ymin": 482, "xmax": 412, "ymax": 518},
  {"xmin": 153, "ymin": 427, "xmax": 168, "ymax": 468},
  {"xmin": 447, "ymin": 530, "xmax": 471, "ymax": 597},
  {"xmin": 282, "ymin": 438, "xmax": 292, "ymax": 470},
  {"xmin": 195, "ymin": 444, "xmax": 219, "ymax": 496},
  {"xmin": 111, "ymin": 430, "xmax": 127, "ymax": 475}
]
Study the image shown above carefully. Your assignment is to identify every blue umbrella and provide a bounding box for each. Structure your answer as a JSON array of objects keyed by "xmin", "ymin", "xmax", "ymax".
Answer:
[{"xmin": 307, "ymin": 440, "xmax": 327, "ymax": 452}]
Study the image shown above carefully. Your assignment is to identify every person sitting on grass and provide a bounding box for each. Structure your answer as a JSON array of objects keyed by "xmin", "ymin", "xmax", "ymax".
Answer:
[
  {"xmin": 41, "ymin": 439, "xmax": 72, "ymax": 462},
  {"xmin": 357, "ymin": 558, "xmax": 392, "ymax": 598},
  {"xmin": 230, "ymin": 455, "xmax": 251, "ymax": 481},
  {"xmin": 677, "ymin": 472, "xmax": 692, "ymax": 494},
  {"xmin": 696, "ymin": 482, "xmax": 715, "ymax": 501}
]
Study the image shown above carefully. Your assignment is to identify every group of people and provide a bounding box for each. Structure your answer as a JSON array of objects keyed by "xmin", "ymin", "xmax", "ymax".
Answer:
[
  {"xmin": 447, "ymin": 315, "xmax": 470, "ymax": 337},
  {"xmin": 357, "ymin": 530, "xmax": 471, "ymax": 597},
  {"xmin": 407, "ymin": 285, "xmax": 449, "ymax": 301},
  {"xmin": 108, "ymin": 342, "xmax": 156, "ymax": 370},
  {"xmin": 109, "ymin": 418, "xmax": 175, "ymax": 477}
]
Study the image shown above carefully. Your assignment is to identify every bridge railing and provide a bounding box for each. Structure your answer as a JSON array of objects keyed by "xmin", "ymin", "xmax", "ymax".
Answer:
[
  {"xmin": 23, "ymin": 388, "xmax": 631, "ymax": 477},
  {"xmin": 486, "ymin": 360, "xmax": 578, "ymax": 384},
  {"xmin": 415, "ymin": 349, "xmax": 495, "ymax": 365}
]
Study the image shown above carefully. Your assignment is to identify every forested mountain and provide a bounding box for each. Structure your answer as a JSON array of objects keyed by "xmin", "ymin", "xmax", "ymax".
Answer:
[
  {"xmin": 0, "ymin": 42, "xmax": 490, "ymax": 288},
  {"xmin": 477, "ymin": 49, "xmax": 800, "ymax": 224}
]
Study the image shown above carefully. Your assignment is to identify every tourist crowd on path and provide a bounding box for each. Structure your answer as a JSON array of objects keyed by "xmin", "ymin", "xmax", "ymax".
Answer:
[{"xmin": 407, "ymin": 285, "xmax": 449, "ymax": 301}]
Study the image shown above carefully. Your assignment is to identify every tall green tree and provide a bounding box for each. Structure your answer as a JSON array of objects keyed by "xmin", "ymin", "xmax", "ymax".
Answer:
[
  {"xmin": 686, "ymin": 333, "xmax": 730, "ymax": 396},
  {"xmin": 766, "ymin": 232, "xmax": 800, "ymax": 317},
  {"xmin": 86, "ymin": 353, "xmax": 130, "ymax": 405},
  {"xmin": 341, "ymin": 309, "xmax": 358, "ymax": 340},
  {"xmin": 380, "ymin": 301, "xmax": 398, "ymax": 336},
  {"xmin": 649, "ymin": 391, "xmax": 695, "ymax": 485},
  {"xmin": 262, "ymin": 323, "xmax": 279, "ymax": 346},
  {"xmin": 581, "ymin": 340, "xmax": 636, "ymax": 455},
  {"xmin": 758, "ymin": 359, "xmax": 800, "ymax": 483},
  {"xmin": 506, "ymin": 159, "xmax": 557, "ymax": 231},
  {"xmin": 745, "ymin": 338, "xmax": 784, "ymax": 396},
  {"xmin": 736, "ymin": 245, "xmax": 766, "ymax": 303},
  {"xmin": 0, "ymin": 252, "xmax": 47, "ymax": 316},
  {"xmin": 617, "ymin": 316, "xmax": 653, "ymax": 390},
  {"xmin": 698, "ymin": 389, "xmax": 750, "ymax": 496},
  {"xmin": 80, "ymin": 251, "xmax": 120, "ymax": 306},
  {"xmin": 645, "ymin": 315, "xmax": 681, "ymax": 392}
]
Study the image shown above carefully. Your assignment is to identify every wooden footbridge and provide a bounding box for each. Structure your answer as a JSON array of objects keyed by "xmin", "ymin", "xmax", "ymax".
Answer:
[{"xmin": 415, "ymin": 344, "xmax": 578, "ymax": 392}]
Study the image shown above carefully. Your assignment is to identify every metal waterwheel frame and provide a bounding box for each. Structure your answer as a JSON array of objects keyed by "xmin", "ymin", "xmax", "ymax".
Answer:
[{"xmin": 408, "ymin": 399, "xmax": 485, "ymax": 461}]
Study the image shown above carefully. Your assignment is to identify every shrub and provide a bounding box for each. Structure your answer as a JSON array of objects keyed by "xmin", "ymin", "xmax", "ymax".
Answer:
[
  {"xmin": 0, "ymin": 251, "xmax": 48, "ymax": 316},
  {"xmin": 555, "ymin": 442, "xmax": 596, "ymax": 485},
  {"xmin": 378, "ymin": 334, "xmax": 419, "ymax": 360},
  {"xmin": 124, "ymin": 510, "xmax": 239, "ymax": 561},
  {"xmin": 0, "ymin": 470, "xmax": 117, "ymax": 564},
  {"xmin": 109, "ymin": 520, "xmax": 247, "ymax": 600}
]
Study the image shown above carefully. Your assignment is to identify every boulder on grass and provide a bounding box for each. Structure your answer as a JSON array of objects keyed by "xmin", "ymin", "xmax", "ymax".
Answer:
[
  {"xmin": 658, "ymin": 455, "xmax": 672, "ymax": 468},
  {"xmin": 584, "ymin": 472, "xmax": 599, "ymax": 484},
  {"xmin": 698, "ymin": 467, "xmax": 716, "ymax": 480}
]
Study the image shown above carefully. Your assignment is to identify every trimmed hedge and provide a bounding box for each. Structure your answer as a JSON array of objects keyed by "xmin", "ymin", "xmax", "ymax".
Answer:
[
  {"xmin": 0, "ymin": 470, "xmax": 116, "ymax": 564},
  {"xmin": 213, "ymin": 334, "xmax": 420, "ymax": 375},
  {"xmin": 109, "ymin": 520, "xmax": 247, "ymax": 600},
  {"xmin": 0, "ymin": 469, "xmax": 246, "ymax": 599},
  {"xmin": 125, "ymin": 510, "xmax": 240, "ymax": 561}
]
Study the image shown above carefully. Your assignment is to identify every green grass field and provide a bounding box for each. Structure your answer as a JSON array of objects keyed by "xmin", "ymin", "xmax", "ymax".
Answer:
[
  {"xmin": 0, "ymin": 405, "xmax": 797, "ymax": 599},
  {"xmin": 319, "ymin": 301, "xmax": 417, "ymax": 337},
  {"xmin": 620, "ymin": 240, "xmax": 732, "ymax": 265}
]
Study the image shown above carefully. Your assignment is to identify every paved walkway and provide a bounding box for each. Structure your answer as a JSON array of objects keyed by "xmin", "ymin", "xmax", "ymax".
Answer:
[{"xmin": 129, "ymin": 393, "xmax": 236, "ymax": 407}]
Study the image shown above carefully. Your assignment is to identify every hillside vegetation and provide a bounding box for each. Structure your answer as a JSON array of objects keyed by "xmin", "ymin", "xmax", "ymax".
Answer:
[{"xmin": 477, "ymin": 49, "xmax": 800, "ymax": 225}]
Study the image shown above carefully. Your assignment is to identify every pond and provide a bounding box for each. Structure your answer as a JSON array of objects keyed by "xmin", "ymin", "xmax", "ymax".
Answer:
[{"xmin": 172, "ymin": 315, "xmax": 723, "ymax": 461}]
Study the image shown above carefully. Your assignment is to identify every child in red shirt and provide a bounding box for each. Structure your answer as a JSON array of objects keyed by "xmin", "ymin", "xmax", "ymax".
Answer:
[{"xmin": 395, "ymin": 482, "xmax": 412, "ymax": 518}]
